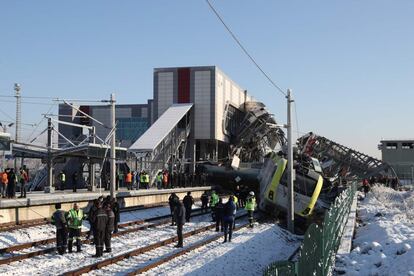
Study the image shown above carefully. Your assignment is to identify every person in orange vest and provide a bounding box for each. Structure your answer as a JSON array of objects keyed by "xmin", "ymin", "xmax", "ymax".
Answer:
[
  {"xmin": 1, "ymin": 170, "xmax": 8, "ymax": 198},
  {"xmin": 125, "ymin": 171, "xmax": 132, "ymax": 190}
]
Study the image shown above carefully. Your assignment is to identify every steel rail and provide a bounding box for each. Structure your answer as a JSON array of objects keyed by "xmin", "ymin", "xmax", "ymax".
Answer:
[{"xmin": 61, "ymin": 213, "xmax": 248, "ymax": 276}]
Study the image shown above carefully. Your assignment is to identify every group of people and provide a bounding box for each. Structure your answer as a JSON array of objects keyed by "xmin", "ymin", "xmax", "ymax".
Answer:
[
  {"xmin": 51, "ymin": 196, "xmax": 120, "ymax": 257},
  {"xmin": 0, "ymin": 167, "xmax": 29, "ymax": 198}
]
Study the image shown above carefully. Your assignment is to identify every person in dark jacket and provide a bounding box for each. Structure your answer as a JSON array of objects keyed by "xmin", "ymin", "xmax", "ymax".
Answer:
[
  {"xmin": 104, "ymin": 202, "xmax": 115, "ymax": 253},
  {"xmin": 87, "ymin": 199, "xmax": 99, "ymax": 242},
  {"xmin": 173, "ymin": 199, "xmax": 186, "ymax": 248},
  {"xmin": 169, "ymin": 193, "xmax": 179, "ymax": 226},
  {"xmin": 215, "ymin": 198, "xmax": 224, "ymax": 232},
  {"xmin": 93, "ymin": 202, "xmax": 108, "ymax": 257},
  {"xmin": 183, "ymin": 192, "xmax": 194, "ymax": 222},
  {"xmin": 111, "ymin": 198, "xmax": 120, "ymax": 233},
  {"xmin": 51, "ymin": 203, "xmax": 68, "ymax": 255},
  {"xmin": 200, "ymin": 191, "xmax": 209, "ymax": 213},
  {"xmin": 223, "ymin": 196, "xmax": 236, "ymax": 243},
  {"xmin": 6, "ymin": 168, "xmax": 16, "ymax": 198}
]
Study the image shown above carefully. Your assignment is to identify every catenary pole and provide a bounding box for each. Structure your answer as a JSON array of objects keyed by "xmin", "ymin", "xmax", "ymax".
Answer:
[
  {"xmin": 286, "ymin": 89, "xmax": 295, "ymax": 233},
  {"xmin": 110, "ymin": 94, "xmax": 116, "ymax": 199}
]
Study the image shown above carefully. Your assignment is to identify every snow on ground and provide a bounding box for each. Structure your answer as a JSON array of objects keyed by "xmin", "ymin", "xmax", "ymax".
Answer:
[
  {"xmin": 0, "ymin": 213, "xmax": 212, "ymax": 275},
  {"xmin": 0, "ymin": 203, "xmax": 201, "ymax": 250},
  {"xmin": 335, "ymin": 186, "xmax": 414, "ymax": 276},
  {"xmin": 142, "ymin": 222, "xmax": 301, "ymax": 276}
]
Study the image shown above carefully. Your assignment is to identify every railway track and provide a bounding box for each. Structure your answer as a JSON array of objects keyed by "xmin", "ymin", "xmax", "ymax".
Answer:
[
  {"xmin": 62, "ymin": 213, "xmax": 250, "ymax": 276},
  {"xmin": 0, "ymin": 202, "xmax": 170, "ymax": 233},
  {"xmin": 0, "ymin": 208, "xmax": 210, "ymax": 265}
]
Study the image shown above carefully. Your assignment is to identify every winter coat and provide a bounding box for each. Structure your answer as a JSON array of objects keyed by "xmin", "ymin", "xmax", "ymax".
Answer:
[
  {"xmin": 173, "ymin": 202, "xmax": 186, "ymax": 226},
  {"xmin": 223, "ymin": 201, "xmax": 236, "ymax": 220},
  {"xmin": 215, "ymin": 202, "xmax": 224, "ymax": 219},
  {"xmin": 94, "ymin": 208, "xmax": 108, "ymax": 232},
  {"xmin": 51, "ymin": 210, "xmax": 67, "ymax": 230},
  {"xmin": 106, "ymin": 209, "xmax": 115, "ymax": 232},
  {"xmin": 183, "ymin": 195, "xmax": 194, "ymax": 209}
]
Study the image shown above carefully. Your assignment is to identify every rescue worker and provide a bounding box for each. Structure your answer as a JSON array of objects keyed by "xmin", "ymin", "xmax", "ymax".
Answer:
[
  {"xmin": 125, "ymin": 171, "xmax": 132, "ymax": 190},
  {"xmin": 245, "ymin": 191, "xmax": 256, "ymax": 228},
  {"xmin": 362, "ymin": 179, "xmax": 370, "ymax": 197},
  {"xmin": 144, "ymin": 172, "xmax": 150, "ymax": 189},
  {"xmin": 104, "ymin": 202, "xmax": 115, "ymax": 253},
  {"xmin": 58, "ymin": 171, "xmax": 66, "ymax": 191},
  {"xmin": 93, "ymin": 201, "xmax": 108, "ymax": 257},
  {"xmin": 87, "ymin": 199, "xmax": 99, "ymax": 242},
  {"xmin": 173, "ymin": 198, "xmax": 186, "ymax": 248},
  {"xmin": 200, "ymin": 191, "xmax": 209, "ymax": 213},
  {"xmin": 210, "ymin": 190, "xmax": 219, "ymax": 221},
  {"xmin": 215, "ymin": 198, "xmax": 224, "ymax": 232},
  {"xmin": 156, "ymin": 171, "xmax": 162, "ymax": 189},
  {"xmin": 168, "ymin": 193, "xmax": 179, "ymax": 226},
  {"xmin": 232, "ymin": 194, "xmax": 239, "ymax": 229},
  {"xmin": 1, "ymin": 170, "xmax": 8, "ymax": 198},
  {"xmin": 235, "ymin": 186, "xmax": 242, "ymax": 208},
  {"xmin": 223, "ymin": 196, "xmax": 236, "ymax": 243},
  {"xmin": 66, "ymin": 203, "xmax": 85, "ymax": 253},
  {"xmin": 183, "ymin": 191, "xmax": 194, "ymax": 222},
  {"xmin": 51, "ymin": 203, "xmax": 68, "ymax": 255},
  {"xmin": 111, "ymin": 198, "xmax": 120, "ymax": 233},
  {"xmin": 139, "ymin": 171, "xmax": 146, "ymax": 189}
]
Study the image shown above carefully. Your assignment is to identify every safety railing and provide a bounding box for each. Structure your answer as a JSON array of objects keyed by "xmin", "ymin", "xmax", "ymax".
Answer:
[{"xmin": 264, "ymin": 182, "xmax": 357, "ymax": 276}]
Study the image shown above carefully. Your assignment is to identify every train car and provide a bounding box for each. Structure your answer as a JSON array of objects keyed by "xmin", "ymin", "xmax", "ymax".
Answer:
[{"xmin": 259, "ymin": 154, "xmax": 328, "ymax": 218}]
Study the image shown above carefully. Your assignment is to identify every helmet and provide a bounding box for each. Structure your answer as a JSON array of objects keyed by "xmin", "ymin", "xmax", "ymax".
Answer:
[{"xmin": 249, "ymin": 191, "xmax": 254, "ymax": 196}]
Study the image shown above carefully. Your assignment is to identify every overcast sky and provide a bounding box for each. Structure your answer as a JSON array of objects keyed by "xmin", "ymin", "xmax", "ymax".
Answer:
[{"xmin": 1, "ymin": 1, "xmax": 413, "ymax": 158}]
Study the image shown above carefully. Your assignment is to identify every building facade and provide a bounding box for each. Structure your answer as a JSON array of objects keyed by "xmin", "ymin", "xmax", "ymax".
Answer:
[{"xmin": 379, "ymin": 139, "xmax": 414, "ymax": 181}]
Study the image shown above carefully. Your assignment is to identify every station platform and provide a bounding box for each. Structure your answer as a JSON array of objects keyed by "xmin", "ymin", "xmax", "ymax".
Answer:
[{"xmin": 0, "ymin": 186, "xmax": 211, "ymax": 226}]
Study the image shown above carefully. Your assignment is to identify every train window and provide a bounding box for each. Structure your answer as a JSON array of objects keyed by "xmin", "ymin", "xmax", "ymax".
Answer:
[
  {"xmin": 294, "ymin": 172, "xmax": 317, "ymax": 197},
  {"xmin": 386, "ymin": 143, "xmax": 398, "ymax": 149},
  {"xmin": 402, "ymin": 142, "xmax": 414, "ymax": 150}
]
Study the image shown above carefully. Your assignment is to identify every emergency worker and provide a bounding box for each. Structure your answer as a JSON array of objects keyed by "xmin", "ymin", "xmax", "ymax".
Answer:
[
  {"xmin": 201, "ymin": 191, "xmax": 209, "ymax": 213},
  {"xmin": 156, "ymin": 171, "xmax": 162, "ymax": 189},
  {"xmin": 51, "ymin": 203, "xmax": 68, "ymax": 255},
  {"xmin": 210, "ymin": 190, "xmax": 219, "ymax": 221},
  {"xmin": 87, "ymin": 199, "xmax": 99, "ymax": 242},
  {"xmin": 245, "ymin": 191, "xmax": 256, "ymax": 228},
  {"xmin": 125, "ymin": 171, "xmax": 132, "ymax": 190},
  {"xmin": 66, "ymin": 203, "xmax": 85, "ymax": 252},
  {"xmin": 93, "ymin": 202, "xmax": 108, "ymax": 257},
  {"xmin": 58, "ymin": 171, "xmax": 66, "ymax": 190}
]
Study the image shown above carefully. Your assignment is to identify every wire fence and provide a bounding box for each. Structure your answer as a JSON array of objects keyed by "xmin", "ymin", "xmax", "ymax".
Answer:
[{"xmin": 263, "ymin": 182, "xmax": 357, "ymax": 276}]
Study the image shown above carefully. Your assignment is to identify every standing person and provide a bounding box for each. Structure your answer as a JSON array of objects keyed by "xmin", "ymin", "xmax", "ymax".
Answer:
[
  {"xmin": 145, "ymin": 172, "xmax": 150, "ymax": 189},
  {"xmin": 162, "ymin": 170, "xmax": 169, "ymax": 189},
  {"xmin": 58, "ymin": 171, "xmax": 66, "ymax": 191},
  {"xmin": 183, "ymin": 192, "xmax": 194, "ymax": 222},
  {"xmin": 168, "ymin": 193, "xmax": 179, "ymax": 226},
  {"xmin": 93, "ymin": 202, "xmax": 108, "ymax": 257},
  {"xmin": 156, "ymin": 171, "xmax": 162, "ymax": 189},
  {"xmin": 51, "ymin": 203, "xmax": 68, "ymax": 255},
  {"xmin": 209, "ymin": 190, "xmax": 219, "ymax": 222},
  {"xmin": 87, "ymin": 199, "xmax": 99, "ymax": 242},
  {"xmin": 72, "ymin": 172, "xmax": 78, "ymax": 193},
  {"xmin": 1, "ymin": 169, "xmax": 8, "ymax": 198},
  {"xmin": 125, "ymin": 171, "xmax": 132, "ymax": 190},
  {"xmin": 235, "ymin": 186, "xmax": 242, "ymax": 208},
  {"xmin": 215, "ymin": 198, "xmax": 224, "ymax": 232},
  {"xmin": 245, "ymin": 191, "xmax": 256, "ymax": 228},
  {"xmin": 7, "ymin": 168, "xmax": 16, "ymax": 198},
  {"xmin": 201, "ymin": 191, "xmax": 209, "ymax": 213},
  {"xmin": 362, "ymin": 179, "xmax": 370, "ymax": 197},
  {"xmin": 173, "ymin": 198, "xmax": 186, "ymax": 248},
  {"xmin": 104, "ymin": 202, "xmax": 115, "ymax": 253},
  {"xmin": 66, "ymin": 203, "xmax": 85, "ymax": 253},
  {"xmin": 223, "ymin": 196, "xmax": 236, "ymax": 243},
  {"xmin": 19, "ymin": 168, "xmax": 28, "ymax": 198},
  {"xmin": 111, "ymin": 198, "xmax": 120, "ymax": 233}
]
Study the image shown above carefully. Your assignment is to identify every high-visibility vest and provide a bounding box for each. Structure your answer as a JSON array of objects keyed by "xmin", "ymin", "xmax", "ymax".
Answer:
[
  {"xmin": 156, "ymin": 174, "xmax": 162, "ymax": 182},
  {"xmin": 140, "ymin": 174, "xmax": 145, "ymax": 182},
  {"xmin": 210, "ymin": 193, "xmax": 219, "ymax": 207},
  {"xmin": 234, "ymin": 196, "xmax": 238, "ymax": 205},
  {"xmin": 245, "ymin": 196, "xmax": 256, "ymax": 211},
  {"xmin": 60, "ymin": 173, "xmax": 66, "ymax": 182},
  {"xmin": 126, "ymin": 173, "xmax": 132, "ymax": 183},
  {"xmin": 145, "ymin": 174, "xmax": 150, "ymax": 183},
  {"xmin": 1, "ymin": 173, "xmax": 8, "ymax": 185},
  {"xmin": 67, "ymin": 209, "xmax": 84, "ymax": 229}
]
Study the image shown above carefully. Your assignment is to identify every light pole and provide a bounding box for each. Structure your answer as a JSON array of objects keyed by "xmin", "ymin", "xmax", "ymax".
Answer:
[
  {"xmin": 14, "ymin": 83, "xmax": 21, "ymax": 170},
  {"xmin": 110, "ymin": 94, "xmax": 116, "ymax": 199},
  {"xmin": 0, "ymin": 122, "xmax": 14, "ymax": 170},
  {"xmin": 286, "ymin": 89, "xmax": 295, "ymax": 233}
]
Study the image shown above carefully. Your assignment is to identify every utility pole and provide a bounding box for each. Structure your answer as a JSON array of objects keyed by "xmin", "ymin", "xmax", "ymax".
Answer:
[
  {"xmin": 286, "ymin": 89, "xmax": 295, "ymax": 233},
  {"xmin": 14, "ymin": 83, "xmax": 21, "ymax": 169},
  {"xmin": 110, "ymin": 94, "xmax": 116, "ymax": 199},
  {"xmin": 45, "ymin": 117, "xmax": 54, "ymax": 193}
]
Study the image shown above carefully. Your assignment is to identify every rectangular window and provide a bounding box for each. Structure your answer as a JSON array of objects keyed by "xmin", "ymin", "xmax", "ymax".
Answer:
[
  {"xmin": 402, "ymin": 142, "xmax": 414, "ymax": 149},
  {"xmin": 386, "ymin": 143, "xmax": 398, "ymax": 149}
]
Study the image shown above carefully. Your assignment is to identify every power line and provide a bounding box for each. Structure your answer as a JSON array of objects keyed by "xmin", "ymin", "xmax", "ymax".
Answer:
[
  {"xmin": 0, "ymin": 107, "xmax": 14, "ymax": 121},
  {"xmin": 205, "ymin": 0, "xmax": 286, "ymax": 97}
]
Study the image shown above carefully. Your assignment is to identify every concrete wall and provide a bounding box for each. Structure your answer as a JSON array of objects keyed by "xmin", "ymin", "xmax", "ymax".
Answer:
[{"xmin": 0, "ymin": 187, "xmax": 210, "ymax": 225}]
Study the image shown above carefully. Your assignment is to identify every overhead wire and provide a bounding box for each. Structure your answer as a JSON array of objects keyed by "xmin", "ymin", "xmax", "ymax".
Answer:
[
  {"xmin": 26, "ymin": 102, "xmax": 58, "ymax": 144},
  {"xmin": 205, "ymin": 0, "xmax": 286, "ymax": 97}
]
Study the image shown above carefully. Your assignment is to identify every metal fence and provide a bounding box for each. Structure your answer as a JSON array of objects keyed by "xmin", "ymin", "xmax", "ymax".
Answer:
[{"xmin": 264, "ymin": 183, "xmax": 357, "ymax": 276}]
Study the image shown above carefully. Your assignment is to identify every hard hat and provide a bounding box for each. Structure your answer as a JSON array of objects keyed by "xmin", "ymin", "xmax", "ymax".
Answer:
[{"xmin": 249, "ymin": 191, "xmax": 254, "ymax": 196}]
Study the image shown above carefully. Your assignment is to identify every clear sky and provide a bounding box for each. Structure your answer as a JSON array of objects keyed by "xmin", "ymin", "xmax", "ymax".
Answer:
[{"xmin": 1, "ymin": 1, "xmax": 413, "ymax": 158}]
